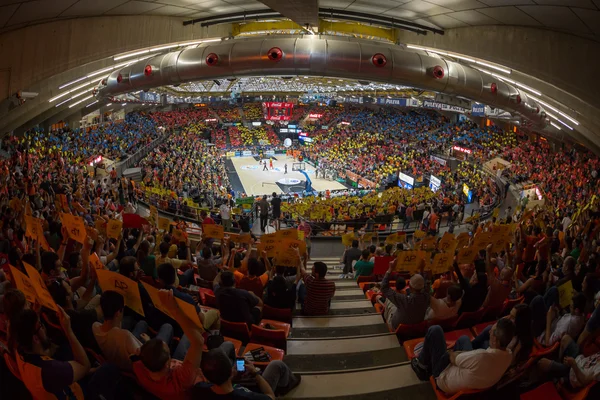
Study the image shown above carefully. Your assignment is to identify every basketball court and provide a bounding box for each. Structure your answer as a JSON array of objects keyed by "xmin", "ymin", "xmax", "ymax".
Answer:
[{"xmin": 229, "ymin": 155, "xmax": 347, "ymax": 196}]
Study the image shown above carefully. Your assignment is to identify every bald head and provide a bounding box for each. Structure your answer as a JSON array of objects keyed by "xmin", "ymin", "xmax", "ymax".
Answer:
[{"xmin": 500, "ymin": 267, "xmax": 513, "ymax": 281}]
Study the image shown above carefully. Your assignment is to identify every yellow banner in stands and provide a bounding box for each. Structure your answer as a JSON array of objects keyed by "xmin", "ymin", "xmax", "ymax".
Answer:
[
  {"xmin": 490, "ymin": 230, "xmax": 507, "ymax": 253},
  {"xmin": 430, "ymin": 253, "xmax": 454, "ymax": 275},
  {"xmin": 413, "ymin": 230, "xmax": 427, "ymax": 239},
  {"xmin": 279, "ymin": 238, "xmax": 306, "ymax": 255},
  {"xmin": 457, "ymin": 247, "xmax": 477, "ymax": 265},
  {"xmin": 229, "ymin": 233, "xmax": 253, "ymax": 245},
  {"xmin": 395, "ymin": 250, "xmax": 425, "ymax": 273},
  {"xmin": 558, "ymin": 280, "xmax": 574, "ymax": 309},
  {"xmin": 23, "ymin": 263, "xmax": 59, "ymax": 312},
  {"xmin": 341, "ymin": 232, "xmax": 355, "ymax": 247},
  {"xmin": 274, "ymin": 247, "xmax": 299, "ymax": 267},
  {"xmin": 106, "ymin": 219, "xmax": 123, "ymax": 240},
  {"xmin": 158, "ymin": 217, "xmax": 171, "ymax": 232},
  {"xmin": 473, "ymin": 232, "xmax": 492, "ymax": 252},
  {"xmin": 438, "ymin": 233, "xmax": 457, "ymax": 254},
  {"xmin": 456, "ymin": 232, "xmax": 471, "ymax": 250},
  {"xmin": 203, "ymin": 224, "xmax": 224, "ymax": 240},
  {"xmin": 89, "ymin": 253, "xmax": 104, "ymax": 270},
  {"xmin": 258, "ymin": 233, "xmax": 279, "ymax": 257},
  {"xmin": 9, "ymin": 265, "xmax": 37, "ymax": 304},
  {"xmin": 274, "ymin": 228, "xmax": 301, "ymax": 240},
  {"xmin": 96, "ymin": 269, "xmax": 145, "ymax": 317},
  {"xmin": 24, "ymin": 215, "xmax": 44, "ymax": 241},
  {"xmin": 418, "ymin": 236, "xmax": 437, "ymax": 251},
  {"xmin": 149, "ymin": 205, "xmax": 158, "ymax": 226},
  {"xmin": 362, "ymin": 232, "xmax": 375, "ymax": 242},
  {"xmin": 385, "ymin": 232, "xmax": 406, "ymax": 244},
  {"xmin": 141, "ymin": 283, "xmax": 203, "ymax": 331},
  {"xmin": 60, "ymin": 213, "xmax": 87, "ymax": 244}
]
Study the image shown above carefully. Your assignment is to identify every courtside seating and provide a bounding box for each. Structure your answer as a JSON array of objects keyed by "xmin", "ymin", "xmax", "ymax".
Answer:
[
  {"xmin": 262, "ymin": 305, "xmax": 292, "ymax": 323},
  {"xmin": 428, "ymin": 375, "xmax": 485, "ymax": 400}
]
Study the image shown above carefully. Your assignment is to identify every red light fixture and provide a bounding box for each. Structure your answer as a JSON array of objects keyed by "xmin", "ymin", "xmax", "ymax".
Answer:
[
  {"xmin": 206, "ymin": 53, "xmax": 219, "ymax": 66},
  {"xmin": 267, "ymin": 47, "xmax": 283, "ymax": 61},
  {"xmin": 117, "ymin": 74, "xmax": 123, "ymax": 83},
  {"xmin": 490, "ymin": 83, "xmax": 497, "ymax": 94},
  {"xmin": 101, "ymin": 78, "xmax": 107, "ymax": 85},
  {"xmin": 144, "ymin": 65, "xmax": 152, "ymax": 76},
  {"xmin": 432, "ymin": 66, "xmax": 444, "ymax": 79},
  {"xmin": 372, "ymin": 53, "xmax": 387, "ymax": 67},
  {"xmin": 516, "ymin": 95, "xmax": 522, "ymax": 104}
]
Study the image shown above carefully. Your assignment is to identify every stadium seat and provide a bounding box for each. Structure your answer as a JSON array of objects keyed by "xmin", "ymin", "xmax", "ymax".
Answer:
[
  {"xmin": 252, "ymin": 324, "xmax": 289, "ymax": 351},
  {"xmin": 393, "ymin": 320, "xmax": 431, "ymax": 340},
  {"xmin": 197, "ymin": 288, "xmax": 214, "ymax": 306},
  {"xmin": 480, "ymin": 304, "xmax": 504, "ymax": 322},
  {"xmin": 502, "ymin": 296, "xmax": 524, "ymax": 316},
  {"xmin": 258, "ymin": 320, "xmax": 291, "ymax": 338},
  {"xmin": 532, "ymin": 339, "xmax": 559, "ymax": 357},
  {"xmin": 243, "ymin": 343, "xmax": 285, "ymax": 367},
  {"xmin": 3, "ymin": 351, "xmax": 21, "ymax": 381},
  {"xmin": 403, "ymin": 329, "xmax": 475, "ymax": 359},
  {"xmin": 428, "ymin": 375, "xmax": 485, "ymax": 400},
  {"xmin": 85, "ymin": 347, "xmax": 106, "ymax": 365},
  {"xmin": 453, "ymin": 308, "xmax": 486, "ymax": 329},
  {"xmin": 374, "ymin": 303, "xmax": 384, "ymax": 314},
  {"xmin": 357, "ymin": 275, "xmax": 376, "ymax": 284},
  {"xmin": 203, "ymin": 337, "xmax": 242, "ymax": 355},
  {"xmin": 470, "ymin": 321, "xmax": 495, "ymax": 336},
  {"xmin": 520, "ymin": 382, "xmax": 561, "ymax": 400},
  {"xmin": 434, "ymin": 315, "xmax": 459, "ymax": 332},
  {"xmin": 262, "ymin": 305, "xmax": 292, "ymax": 323},
  {"xmin": 203, "ymin": 292, "xmax": 218, "ymax": 308},
  {"xmin": 558, "ymin": 381, "xmax": 597, "ymax": 400},
  {"xmin": 221, "ymin": 320, "xmax": 251, "ymax": 343}
]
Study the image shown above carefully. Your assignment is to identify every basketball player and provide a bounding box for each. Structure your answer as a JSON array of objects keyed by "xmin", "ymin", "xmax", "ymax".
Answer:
[
  {"xmin": 269, "ymin": 157, "xmax": 273, "ymax": 170},
  {"xmin": 284, "ymin": 164, "xmax": 288, "ymax": 174},
  {"xmin": 262, "ymin": 160, "xmax": 268, "ymax": 171}
]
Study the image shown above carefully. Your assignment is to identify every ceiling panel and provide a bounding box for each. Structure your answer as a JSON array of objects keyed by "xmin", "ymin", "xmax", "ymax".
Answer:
[
  {"xmin": 319, "ymin": 0, "xmax": 356, "ymax": 8},
  {"xmin": 476, "ymin": 5, "xmax": 541, "ymax": 25},
  {"xmin": 532, "ymin": 0, "xmax": 597, "ymax": 8},
  {"xmin": 478, "ymin": 0, "xmax": 534, "ymax": 6},
  {"xmin": 60, "ymin": 0, "xmax": 130, "ymax": 17},
  {"xmin": 426, "ymin": 0, "xmax": 487, "ymax": 10},
  {"xmin": 518, "ymin": 5, "xmax": 593, "ymax": 33},
  {"xmin": 106, "ymin": 1, "xmax": 164, "ymax": 15},
  {"xmin": 570, "ymin": 8, "xmax": 600, "ymax": 35},
  {"xmin": 8, "ymin": 0, "xmax": 78, "ymax": 26},
  {"xmin": 402, "ymin": 1, "xmax": 454, "ymax": 15},
  {"xmin": 385, "ymin": 7, "xmax": 423, "ymax": 19},
  {"xmin": 426, "ymin": 14, "xmax": 469, "ymax": 27},
  {"xmin": 144, "ymin": 5, "xmax": 195, "ymax": 15},
  {"xmin": 0, "ymin": 3, "xmax": 18, "ymax": 27},
  {"xmin": 447, "ymin": 9, "xmax": 501, "ymax": 24}
]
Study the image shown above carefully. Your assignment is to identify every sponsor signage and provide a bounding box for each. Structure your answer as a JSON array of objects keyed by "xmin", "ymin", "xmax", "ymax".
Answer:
[
  {"xmin": 265, "ymin": 150, "xmax": 275, "ymax": 156},
  {"xmin": 471, "ymin": 103, "xmax": 486, "ymax": 116},
  {"xmin": 453, "ymin": 145, "xmax": 472, "ymax": 154},
  {"xmin": 429, "ymin": 175, "xmax": 441, "ymax": 192},
  {"xmin": 430, "ymin": 155, "xmax": 447, "ymax": 166},
  {"xmin": 308, "ymin": 113, "xmax": 323, "ymax": 119},
  {"xmin": 263, "ymin": 102, "xmax": 294, "ymax": 108},
  {"xmin": 205, "ymin": 118, "xmax": 217, "ymax": 122},
  {"xmin": 302, "ymin": 137, "xmax": 313, "ymax": 143},
  {"xmin": 279, "ymin": 128, "xmax": 289, "ymax": 133},
  {"xmin": 423, "ymin": 100, "xmax": 466, "ymax": 113},
  {"xmin": 265, "ymin": 115, "xmax": 291, "ymax": 121},
  {"xmin": 376, "ymin": 98, "xmax": 408, "ymax": 106},
  {"xmin": 398, "ymin": 172, "xmax": 414, "ymax": 189},
  {"xmin": 226, "ymin": 151, "xmax": 236, "ymax": 158},
  {"xmin": 242, "ymin": 150, "xmax": 252, "ymax": 156},
  {"xmin": 288, "ymin": 125, "xmax": 297, "ymax": 129},
  {"xmin": 252, "ymin": 121, "xmax": 262, "ymax": 126}
]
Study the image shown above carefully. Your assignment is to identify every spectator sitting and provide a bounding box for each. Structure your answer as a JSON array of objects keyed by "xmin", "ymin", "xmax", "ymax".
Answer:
[
  {"xmin": 131, "ymin": 289, "xmax": 205, "ymax": 400},
  {"xmin": 157, "ymin": 263, "xmax": 220, "ymax": 331},
  {"xmin": 381, "ymin": 259, "xmax": 429, "ymax": 330},
  {"xmin": 533, "ymin": 291, "xmax": 587, "ymax": 347},
  {"xmin": 265, "ymin": 263, "xmax": 300, "ymax": 311},
  {"xmin": 341, "ymin": 240, "xmax": 362, "ymax": 279},
  {"xmin": 157, "ymin": 241, "xmax": 193, "ymax": 286},
  {"xmin": 196, "ymin": 244, "xmax": 223, "ymax": 282},
  {"xmin": 299, "ymin": 260, "xmax": 336, "ymax": 316},
  {"xmin": 238, "ymin": 253, "xmax": 270, "ymax": 298},
  {"xmin": 454, "ymin": 261, "xmax": 488, "ymax": 313},
  {"xmin": 193, "ymin": 347, "xmax": 301, "ymax": 399},
  {"xmin": 214, "ymin": 270, "xmax": 263, "ymax": 327},
  {"xmin": 425, "ymin": 285, "xmax": 462, "ymax": 321},
  {"xmin": 353, "ymin": 249, "xmax": 374, "ymax": 280},
  {"xmin": 411, "ymin": 319, "xmax": 516, "ymax": 395}
]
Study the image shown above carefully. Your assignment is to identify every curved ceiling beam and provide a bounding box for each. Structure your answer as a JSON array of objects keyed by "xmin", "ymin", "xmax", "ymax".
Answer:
[{"xmin": 96, "ymin": 35, "xmax": 547, "ymax": 128}]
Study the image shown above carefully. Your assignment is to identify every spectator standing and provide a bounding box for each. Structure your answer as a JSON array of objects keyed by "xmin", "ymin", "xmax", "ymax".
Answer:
[
  {"xmin": 342, "ymin": 240, "xmax": 362, "ymax": 279},
  {"xmin": 259, "ymin": 195, "xmax": 269, "ymax": 233}
]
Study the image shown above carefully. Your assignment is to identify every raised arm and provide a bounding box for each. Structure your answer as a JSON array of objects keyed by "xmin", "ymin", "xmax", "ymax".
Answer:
[{"xmin": 58, "ymin": 306, "xmax": 91, "ymax": 382}]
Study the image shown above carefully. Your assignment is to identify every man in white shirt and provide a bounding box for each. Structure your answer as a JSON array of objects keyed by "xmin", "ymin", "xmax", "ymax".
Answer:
[
  {"xmin": 562, "ymin": 214, "xmax": 573, "ymax": 233},
  {"xmin": 411, "ymin": 319, "xmax": 515, "ymax": 395},
  {"xmin": 93, "ymin": 290, "xmax": 173, "ymax": 371},
  {"xmin": 425, "ymin": 285, "xmax": 462, "ymax": 321},
  {"xmin": 536, "ymin": 293, "xmax": 587, "ymax": 347},
  {"xmin": 220, "ymin": 202, "xmax": 232, "ymax": 232}
]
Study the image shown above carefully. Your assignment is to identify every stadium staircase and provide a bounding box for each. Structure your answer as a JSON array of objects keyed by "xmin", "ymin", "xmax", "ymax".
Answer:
[{"xmin": 283, "ymin": 256, "xmax": 436, "ymax": 400}]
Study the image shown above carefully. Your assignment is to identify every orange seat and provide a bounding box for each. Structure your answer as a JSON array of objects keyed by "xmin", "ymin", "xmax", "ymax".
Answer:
[
  {"xmin": 429, "ymin": 375, "xmax": 484, "ymax": 400},
  {"xmin": 259, "ymin": 320, "xmax": 291, "ymax": 337},
  {"xmin": 221, "ymin": 319, "xmax": 251, "ymax": 343},
  {"xmin": 262, "ymin": 305, "xmax": 292, "ymax": 323},
  {"xmin": 453, "ymin": 308, "xmax": 486, "ymax": 329},
  {"xmin": 203, "ymin": 336, "xmax": 242, "ymax": 355},
  {"xmin": 403, "ymin": 329, "xmax": 474, "ymax": 359},
  {"xmin": 502, "ymin": 296, "xmax": 524, "ymax": 316},
  {"xmin": 470, "ymin": 321, "xmax": 495, "ymax": 337},
  {"xmin": 394, "ymin": 320, "xmax": 431, "ymax": 340},
  {"xmin": 433, "ymin": 315, "xmax": 459, "ymax": 332},
  {"xmin": 532, "ymin": 339, "xmax": 559, "ymax": 357},
  {"xmin": 357, "ymin": 275, "xmax": 376, "ymax": 284},
  {"xmin": 203, "ymin": 292, "xmax": 218, "ymax": 308},
  {"xmin": 251, "ymin": 324, "xmax": 288, "ymax": 352},
  {"xmin": 198, "ymin": 288, "xmax": 214, "ymax": 306},
  {"xmin": 243, "ymin": 343, "xmax": 285, "ymax": 367},
  {"xmin": 3, "ymin": 352, "xmax": 21, "ymax": 381},
  {"xmin": 558, "ymin": 381, "xmax": 597, "ymax": 400},
  {"xmin": 520, "ymin": 382, "xmax": 562, "ymax": 400},
  {"xmin": 374, "ymin": 303, "xmax": 384, "ymax": 314}
]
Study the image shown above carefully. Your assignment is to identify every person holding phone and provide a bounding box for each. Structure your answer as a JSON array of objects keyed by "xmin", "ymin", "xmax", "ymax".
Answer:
[{"xmin": 193, "ymin": 348, "xmax": 301, "ymax": 399}]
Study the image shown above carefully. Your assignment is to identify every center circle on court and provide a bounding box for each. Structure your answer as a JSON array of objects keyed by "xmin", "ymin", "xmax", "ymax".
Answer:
[
  {"xmin": 278, "ymin": 178, "xmax": 301, "ymax": 185},
  {"xmin": 241, "ymin": 165, "xmax": 259, "ymax": 170}
]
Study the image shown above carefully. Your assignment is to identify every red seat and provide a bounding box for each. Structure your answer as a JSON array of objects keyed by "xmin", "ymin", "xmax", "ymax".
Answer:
[
  {"xmin": 520, "ymin": 382, "xmax": 562, "ymax": 400},
  {"xmin": 198, "ymin": 288, "xmax": 214, "ymax": 305},
  {"xmin": 453, "ymin": 308, "xmax": 486, "ymax": 329},
  {"xmin": 470, "ymin": 321, "xmax": 495, "ymax": 337},
  {"xmin": 251, "ymin": 324, "xmax": 288, "ymax": 351},
  {"xmin": 203, "ymin": 292, "xmax": 218, "ymax": 308},
  {"xmin": 532, "ymin": 339, "xmax": 559, "ymax": 357},
  {"xmin": 357, "ymin": 275, "xmax": 376, "ymax": 284},
  {"xmin": 3, "ymin": 352, "xmax": 21, "ymax": 381},
  {"xmin": 393, "ymin": 320, "xmax": 431, "ymax": 340},
  {"xmin": 140, "ymin": 276, "xmax": 162, "ymax": 289},
  {"xmin": 203, "ymin": 336, "xmax": 242, "ymax": 355},
  {"xmin": 480, "ymin": 304, "xmax": 504, "ymax": 322},
  {"xmin": 403, "ymin": 329, "xmax": 474, "ymax": 359},
  {"xmin": 262, "ymin": 305, "xmax": 292, "ymax": 323},
  {"xmin": 221, "ymin": 319, "xmax": 251, "ymax": 343},
  {"xmin": 243, "ymin": 343, "xmax": 285, "ymax": 367},
  {"xmin": 558, "ymin": 381, "xmax": 597, "ymax": 400},
  {"xmin": 429, "ymin": 375, "xmax": 484, "ymax": 400},
  {"xmin": 259, "ymin": 320, "xmax": 290, "ymax": 337},
  {"xmin": 374, "ymin": 303, "xmax": 384, "ymax": 314},
  {"xmin": 433, "ymin": 315, "xmax": 459, "ymax": 332}
]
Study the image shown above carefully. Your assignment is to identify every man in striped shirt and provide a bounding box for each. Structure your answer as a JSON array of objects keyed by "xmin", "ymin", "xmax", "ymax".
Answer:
[{"xmin": 299, "ymin": 261, "xmax": 336, "ymax": 315}]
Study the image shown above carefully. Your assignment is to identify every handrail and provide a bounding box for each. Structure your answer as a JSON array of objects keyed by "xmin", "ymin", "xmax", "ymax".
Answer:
[{"xmin": 115, "ymin": 130, "xmax": 174, "ymax": 177}]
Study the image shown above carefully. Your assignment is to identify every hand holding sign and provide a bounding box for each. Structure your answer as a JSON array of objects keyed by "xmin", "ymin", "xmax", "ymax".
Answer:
[
  {"xmin": 60, "ymin": 213, "xmax": 87, "ymax": 244},
  {"xmin": 107, "ymin": 219, "xmax": 123, "ymax": 240},
  {"xmin": 203, "ymin": 224, "xmax": 224, "ymax": 240},
  {"xmin": 96, "ymin": 269, "xmax": 145, "ymax": 316},
  {"xmin": 395, "ymin": 250, "xmax": 425, "ymax": 274}
]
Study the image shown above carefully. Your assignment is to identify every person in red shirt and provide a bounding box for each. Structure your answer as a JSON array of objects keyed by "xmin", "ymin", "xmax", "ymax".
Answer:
[{"xmin": 200, "ymin": 210, "xmax": 215, "ymax": 225}]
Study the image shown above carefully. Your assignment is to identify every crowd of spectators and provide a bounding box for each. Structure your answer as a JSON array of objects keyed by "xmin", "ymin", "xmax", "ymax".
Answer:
[{"xmin": 214, "ymin": 105, "xmax": 241, "ymax": 123}]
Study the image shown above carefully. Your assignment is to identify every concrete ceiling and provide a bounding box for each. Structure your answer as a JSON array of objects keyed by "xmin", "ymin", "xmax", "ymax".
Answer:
[{"xmin": 1, "ymin": 1, "xmax": 600, "ymax": 39}]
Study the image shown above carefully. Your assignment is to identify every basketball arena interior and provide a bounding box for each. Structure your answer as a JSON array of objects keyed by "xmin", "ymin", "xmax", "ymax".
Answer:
[{"xmin": 1, "ymin": 1, "xmax": 600, "ymax": 400}]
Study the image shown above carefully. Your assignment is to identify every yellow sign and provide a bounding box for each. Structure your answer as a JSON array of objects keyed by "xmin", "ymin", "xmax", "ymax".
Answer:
[
  {"xmin": 280, "ymin": 238, "xmax": 306, "ymax": 255},
  {"xmin": 229, "ymin": 233, "xmax": 253, "ymax": 244},
  {"xmin": 274, "ymin": 228, "xmax": 301, "ymax": 240},
  {"xmin": 9, "ymin": 265, "xmax": 37, "ymax": 304},
  {"xmin": 258, "ymin": 233, "xmax": 279, "ymax": 257},
  {"xmin": 418, "ymin": 236, "xmax": 437, "ymax": 251},
  {"xmin": 25, "ymin": 215, "xmax": 44, "ymax": 241},
  {"xmin": 23, "ymin": 263, "xmax": 58, "ymax": 312},
  {"xmin": 457, "ymin": 247, "xmax": 477, "ymax": 265},
  {"xmin": 106, "ymin": 219, "xmax": 123, "ymax": 240},
  {"xmin": 60, "ymin": 213, "xmax": 87, "ymax": 244},
  {"xmin": 558, "ymin": 280, "xmax": 574, "ymax": 309},
  {"xmin": 89, "ymin": 253, "xmax": 104, "ymax": 270},
  {"xmin": 413, "ymin": 230, "xmax": 427, "ymax": 239},
  {"xmin": 438, "ymin": 233, "xmax": 457, "ymax": 254},
  {"xmin": 473, "ymin": 232, "xmax": 492, "ymax": 252},
  {"xmin": 274, "ymin": 247, "xmax": 299, "ymax": 267},
  {"xmin": 342, "ymin": 232, "xmax": 355, "ymax": 247},
  {"xmin": 430, "ymin": 253, "xmax": 454, "ymax": 274},
  {"xmin": 96, "ymin": 269, "xmax": 145, "ymax": 316},
  {"xmin": 395, "ymin": 250, "xmax": 425, "ymax": 273},
  {"xmin": 203, "ymin": 224, "xmax": 224, "ymax": 240},
  {"xmin": 385, "ymin": 232, "xmax": 406, "ymax": 244},
  {"xmin": 158, "ymin": 217, "xmax": 171, "ymax": 232},
  {"xmin": 456, "ymin": 232, "xmax": 471, "ymax": 250},
  {"xmin": 141, "ymin": 283, "xmax": 203, "ymax": 331},
  {"xmin": 149, "ymin": 205, "xmax": 158, "ymax": 226},
  {"xmin": 363, "ymin": 232, "xmax": 375, "ymax": 242}
]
